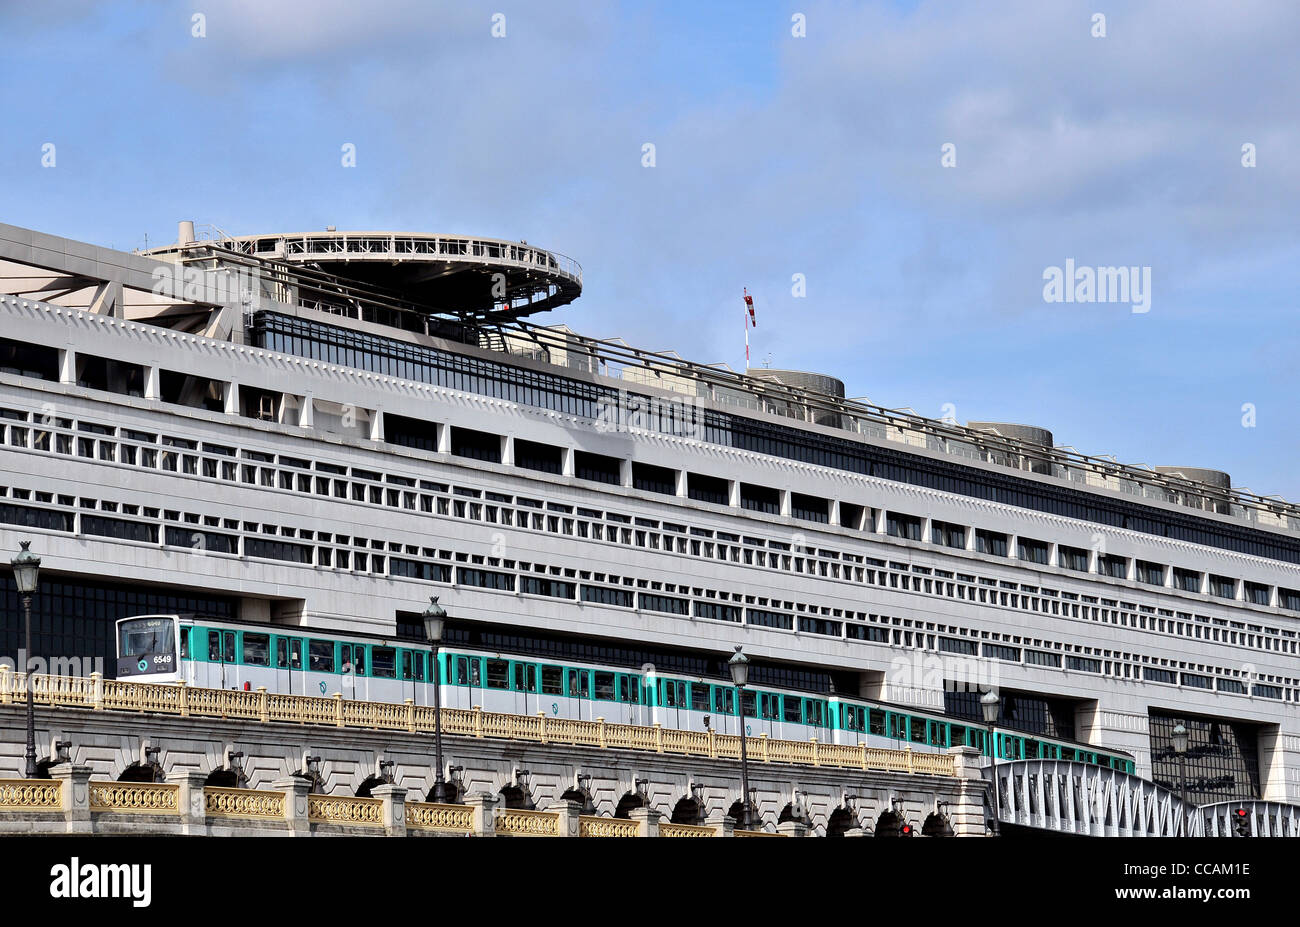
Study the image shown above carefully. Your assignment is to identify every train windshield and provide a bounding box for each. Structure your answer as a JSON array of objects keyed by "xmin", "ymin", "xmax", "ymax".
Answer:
[{"xmin": 116, "ymin": 616, "xmax": 177, "ymax": 677}]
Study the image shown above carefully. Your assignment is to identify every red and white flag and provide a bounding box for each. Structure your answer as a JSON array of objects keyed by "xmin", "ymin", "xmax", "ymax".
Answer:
[{"xmin": 743, "ymin": 288, "xmax": 756, "ymax": 365}]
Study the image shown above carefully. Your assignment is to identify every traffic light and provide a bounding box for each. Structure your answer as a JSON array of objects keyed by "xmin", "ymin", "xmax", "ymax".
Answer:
[
  {"xmin": 900, "ymin": 822, "xmax": 914, "ymax": 837},
  {"xmin": 1233, "ymin": 808, "xmax": 1251, "ymax": 837}
]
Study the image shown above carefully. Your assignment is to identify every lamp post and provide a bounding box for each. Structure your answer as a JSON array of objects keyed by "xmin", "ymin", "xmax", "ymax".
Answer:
[
  {"xmin": 981, "ymin": 690, "xmax": 1000, "ymax": 836},
  {"xmin": 422, "ymin": 596, "xmax": 448, "ymax": 803},
  {"xmin": 11, "ymin": 541, "xmax": 41, "ymax": 779},
  {"xmin": 728, "ymin": 645, "xmax": 753, "ymax": 830},
  {"xmin": 1171, "ymin": 722, "xmax": 1189, "ymax": 835}
]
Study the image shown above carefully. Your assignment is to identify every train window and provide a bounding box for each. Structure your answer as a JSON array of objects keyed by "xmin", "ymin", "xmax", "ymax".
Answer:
[
  {"xmin": 208, "ymin": 631, "xmax": 221, "ymax": 661},
  {"xmin": 401, "ymin": 651, "xmax": 413, "ymax": 680},
  {"xmin": 806, "ymin": 700, "xmax": 827, "ymax": 728},
  {"xmin": 618, "ymin": 675, "xmax": 640, "ymax": 704},
  {"xmin": 571, "ymin": 669, "xmax": 591, "ymax": 697},
  {"xmin": 950, "ymin": 723, "xmax": 966, "ymax": 745},
  {"xmin": 927, "ymin": 721, "xmax": 946, "ymax": 747},
  {"xmin": 340, "ymin": 644, "xmax": 353, "ymax": 673},
  {"xmin": 661, "ymin": 680, "xmax": 678, "ymax": 707},
  {"xmin": 761, "ymin": 693, "xmax": 780, "ymax": 720},
  {"xmin": 869, "ymin": 709, "xmax": 886, "ymax": 736},
  {"xmin": 413, "ymin": 652, "xmax": 424, "ymax": 681},
  {"xmin": 691, "ymin": 684, "xmax": 710, "ymax": 712},
  {"xmin": 308, "ymin": 640, "xmax": 334, "ymax": 672},
  {"xmin": 223, "ymin": 632, "xmax": 235, "ymax": 664},
  {"xmin": 909, "ymin": 717, "xmax": 925, "ymax": 743},
  {"xmin": 276, "ymin": 638, "xmax": 289, "ymax": 668},
  {"xmin": 372, "ymin": 647, "xmax": 395, "ymax": 678},
  {"xmin": 714, "ymin": 688, "xmax": 735, "ymax": 714},
  {"xmin": 783, "ymin": 696, "xmax": 802, "ymax": 723},
  {"xmin": 514, "ymin": 663, "xmax": 538, "ymax": 693},
  {"xmin": 1024, "ymin": 739, "xmax": 1039, "ymax": 760},
  {"xmin": 453, "ymin": 657, "xmax": 468, "ymax": 685},
  {"xmin": 179, "ymin": 629, "xmax": 189, "ymax": 659},
  {"xmin": 487, "ymin": 660, "xmax": 509, "ymax": 689},
  {"xmin": 541, "ymin": 665, "xmax": 563, "ymax": 695},
  {"xmin": 243, "ymin": 633, "xmax": 269, "ymax": 666},
  {"xmin": 1060, "ymin": 747, "xmax": 1076, "ymax": 762},
  {"xmin": 594, "ymin": 672, "xmax": 615, "ymax": 700},
  {"xmin": 741, "ymin": 690, "xmax": 757, "ymax": 718}
]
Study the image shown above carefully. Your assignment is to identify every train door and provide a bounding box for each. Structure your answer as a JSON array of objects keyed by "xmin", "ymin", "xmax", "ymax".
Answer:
[
  {"xmin": 738, "ymin": 689, "xmax": 761, "ymax": 740},
  {"xmin": 512, "ymin": 661, "xmax": 538, "ymax": 715},
  {"xmin": 712, "ymin": 686, "xmax": 737, "ymax": 736},
  {"xmin": 657, "ymin": 678, "xmax": 687, "ymax": 730},
  {"xmin": 615, "ymin": 672, "xmax": 642, "ymax": 725},
  {"xmin": 305, "ymin": 638, "xmax": 340, "ymax": 697},
  {"xmin": 566, "ymin": 668, "xmax": 592, "ymax": 720},
  {"xmin": 275, "ymin": 636, "xmax": 303, "ymax": 695},
  {"xmin": 339, "ymin": 642, "xmax": 368, "ymax": 700},
  {"xmin": 689, "ymin": 681, "xmax": 711, "ymax": 730},
  {"xmin": 539, "ymin": 664, "xmax": 564, "ymax": 718},
  {"xmin": 206, "ymin": 629, "xmax": 237, "ymax": 689},
  {"xmin": 447, "ymin": 654, "xmax": 482, "ymax": 710},
  {"xmin": 370, "ymin": 646, "xmax": 397, "ymax": 702},
  {"xmin": 400, "ymin": 649, "xmax": 428, "ymax": 706}
]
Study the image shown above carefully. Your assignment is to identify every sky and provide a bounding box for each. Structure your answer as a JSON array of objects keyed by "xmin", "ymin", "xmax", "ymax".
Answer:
[{"xmin": 2, "ymin": 0, "xmax": 1298, "ymax": 497}]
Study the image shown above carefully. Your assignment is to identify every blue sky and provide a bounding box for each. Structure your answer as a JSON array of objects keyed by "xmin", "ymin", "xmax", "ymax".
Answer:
[{"xmin": 2, "ymin": 1, "xmax": 1298, "ymax": 497}]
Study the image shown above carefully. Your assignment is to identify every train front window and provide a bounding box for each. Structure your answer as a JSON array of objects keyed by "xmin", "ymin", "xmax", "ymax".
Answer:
[{"xmin": 118, "ymin": 618, "xmax": 175, "ymax": 658}]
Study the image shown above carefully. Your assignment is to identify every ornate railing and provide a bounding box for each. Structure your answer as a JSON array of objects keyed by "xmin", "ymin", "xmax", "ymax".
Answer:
[
  {"xmin": 496, "ymin": 808, "xmax": 560, "ymax": 837},
  {"xmin": 307, "ymin": 794, "xmax": 384, "ymax": 826},
  {"xmin": 89, "ymin": 781, "xmax": 179, "ymax": 814},
  {"xmin": 205, "ymin": 786, "xmax": 286, "ymax": 820},
  {"xmin": 406, "ymin": 801, "xmax": 474, "ymax": 834},
  {"xmin": 0, "ymin": 669, "xmax": 956, "ymax": 778},
  {"xmin": 0, "ymin": 778, "xmax": 61, "ymax": 810},
  {"xmin": 660, "ymin": 822, "xmax": 715, "ymax": 837},
  {"xmin": 579, "ymin": 815, "xmax": 639, "ymax": 838}
]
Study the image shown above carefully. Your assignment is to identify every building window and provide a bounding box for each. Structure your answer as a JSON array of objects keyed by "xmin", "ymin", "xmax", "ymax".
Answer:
[
  {"xmin": 975, "ymin": 530, "xmax": 1007, "ymax": 557},
  {"xmin": 1098, "ymin": 554, "xmax": 1128, "ymax": 578},
  {"xmin": 1208, "ymin": 575, "xmax": 1236, "ymax": 599},
  {"xmin": 1017, "ymin": 538, "xmax": 1049, "ymax": 565},
  {"xmin": 1147, "ymin": 710, "xmax": 1260, "ymax": 804},
  {"xmin": 1136, "ymin": 561, "xmax": 1165, "ymax": 586},
  {"xmin": 1173, "ymin": 568, "xmax": 1202, "ymax": 593},
  {"xmin": 886, "ymin": 513, "xmax": 923, "ymax": 542},
  {"xmin": 932, "ymin": 521, "xmax": 966, "ymax": 550}
]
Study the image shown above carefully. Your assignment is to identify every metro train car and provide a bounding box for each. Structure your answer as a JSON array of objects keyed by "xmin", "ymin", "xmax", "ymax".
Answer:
[{"xmin": 115, "ymin": 613, "xmax": 1136, "ymax": 772}]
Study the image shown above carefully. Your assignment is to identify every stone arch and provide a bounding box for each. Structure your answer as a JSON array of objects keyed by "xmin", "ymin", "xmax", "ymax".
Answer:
[
  {"xmin": 498, "ymin": 784, "xmax": 533, "ymax": 810},
  {"xmin": 614, "ymin": 791, "xmax": 645, "ymax": 819},
  {"xmin": 118, "ymin": 761, "xmax": 163, "ymax": 783},
  {"xmin": 204, "ymin": 768, "xmax": 242, "ymax": 788},
  {"xmin": 670, "ymin": 796, "xmax": 704, "ymax": 824},
  {"xmin": 424, "ymin": 779, "xmax": 462, "ymax": 803},
  {"xmin": 922, "ymin": 811, "xmax": 954, "ymax": 837},
  {"xmin": 355, "ymin": 775, "xmax": 387, "ymax": 797},
  {"xmin": 874, "ymin": 809, "xmax": 902, "ymax": 836},
  {"xmin": 826, "ymin": 806, "xmax": 856, "ymax": 837}
]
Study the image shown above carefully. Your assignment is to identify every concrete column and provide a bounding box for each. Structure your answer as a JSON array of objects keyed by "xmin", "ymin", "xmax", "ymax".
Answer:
[
  {"xmin": 830, "ymin": 499, "xmax": 841, "ymax": 527},
  {"xmin": 620, "ymin": 458, "xmax": 633, "ymax": 487},
  {"xmin": 372, "ymin": 783, "xmax": 408, "ymax": 837},
  {"xmin": 144, "ymin": 365, "xmax": 160, "ymax": 400},
  {"xmin": 728, "ymin": 480, "xmax": 740, "ymax": 508},
  {"xmin": 437, "ymin": 423, "xmax": 451, "ymax": 455},
  {"xmin": 51, "ymin": 764, "xmax": 92, "ymax": 835},
  {"xmin": 546, "ymin": 798, "xmax": 581, "ymax": 837},
  {"xmin": 223, "ymin": 381, "xmax": 240, "ymax": 415},
  {"xmin": 370, "ymin": 410, "xmax": 385, "ymax": 443},
  {"xmin": 777, "ymin": 820, "xmax": 808, "ymax": 837},
  {"xmin": 500, "ymin": 435, "xmax": 515, "ymax": 467},
  {"xmin": 467, "ymin": 792, "xmax": 497, "ymax": 837},
  {"xmin": 562, "ymin": 447, "xmax": 575, "ymax": 478},
  {"xmin": 629, "ymin": 806, "xmax": 661, "ymax": 837},
  {"xmin": 674, "ymin": 468, "xmax": 687, "ymax": 497},
  {"xmin": 946, "ymin": 746, "xmax": 989, "ymax": 837},
  {"xmin": 166, "ymin": 769, "xmax": 209, "ymax": 835},
  {"xmin": 705, "ymin": 808, "xmax": 735, "ymax": 836},
  {"xmin": 274, "ymin": 775, "xmax": 312, "ymax": 836},
  {"xmin": 780, "ymin": 490, "xmax": 791, "ymax": 517},
  {"xmin": 299, "ymin": 394, "xmax": 314, "ymax": 428},
  {"xmin": 58, "ymin": 348, "xmax": 76, "ymax": 385},
  {"xmin": 1008, "ymin": 534, "xmax": 1019, "ymax": 560}
]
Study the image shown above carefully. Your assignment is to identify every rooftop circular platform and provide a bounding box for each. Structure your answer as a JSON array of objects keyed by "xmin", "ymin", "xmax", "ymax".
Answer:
[{"xmin": 149, "ymin": 227, "xmax": 583, "ymax": 321}]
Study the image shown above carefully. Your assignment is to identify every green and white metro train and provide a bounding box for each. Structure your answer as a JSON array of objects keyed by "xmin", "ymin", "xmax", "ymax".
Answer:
[{"xmin": 115, "ymin": 614, "xmax": 1136, "ymax": 772}]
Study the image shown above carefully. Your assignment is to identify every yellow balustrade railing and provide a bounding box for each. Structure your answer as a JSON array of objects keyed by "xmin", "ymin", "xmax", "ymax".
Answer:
[
  {"xmin": 496, "ymin": 807, "xmax": 560, "ymax": 837},
  {"xmin": 406, "ymin": 801, "xmax": 474, "ymax": 833},
  {"xmin": 205, "ymin": 786, "xmax": 286, "ymax": 820},
  {"xmin": 660, "ymin": 822, "xmax": 715, "ymax": 837},
  {"xmin": 89, "ymin": 781, "xmax": 180, "ymax": 814},
  {"xmin": 1, "ymin": 671, "xmax": 956, "ymax": 777},
  {"xmin": 0, "ymin": 778, "xmax": 62, "ymax": 809},
  {"xmin": 308, "ymin": 794, "xmax": 383, "ymax": 826},
  {"xmin": 579, "ymin": 815, "xmax": 639, "ymax": 837}
]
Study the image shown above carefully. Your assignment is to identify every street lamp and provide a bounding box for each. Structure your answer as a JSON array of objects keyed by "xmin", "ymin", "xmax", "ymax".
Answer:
[
  {"xmin": 981, "ymin": 690, "xmax": 1000, "ymax": 836},
  {"xmin": 728, "ymin": 645, "xmax": 754, "ymax": 830},
  {"xmin": 422, "ymin": 596, "xmax": 448, "ymax": 803},
  {"xmin": 11, "ymin": 541, "xmax": 41, "ymax": 779},
  {"xmin": 1171, "ymin": 722, "xmax": 1190, "ymax": 833}
]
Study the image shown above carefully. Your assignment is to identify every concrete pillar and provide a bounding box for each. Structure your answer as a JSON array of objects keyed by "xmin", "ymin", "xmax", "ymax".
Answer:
[
  {"xmin": 546, "ymin": 798, "xmax": 581, "ymax": 837},
  {"xmin": 299, "ymin": 394, "xmax": 314, "ymax": 428},
  {"xmin": 947, "ymin": 746, "xmax": 990, "ymax": 837},
  {"xmin": 370, "ymin": 410, "xmax": 385, "ymax": 443},
  {"xmin": 779, "ymin": 490, "xmax": 792, "ymax": 517},
  {"xmin": 58, "ymin": 348, "xmax": 76, "ymax": 385},
  {"xmin": 620, "ymin": 458, "xmax": 633, "ymax": 488},
  {"xmin": 777, "ymin": 820, "xmax": 808, "ymax": 837},
  {"xmin": 830, "ymin": 499, "xmax": 841, "ymax": 528},
  {"xmin": 467, "ymin": 792, "xmax": 497, "ymax": 837},
  {"xmin": 51, "ymin": 764, "xmax": 92, "ymax": 835},
  {"xmin": 674, "ymin": 468, "xmax": 687, "ymax": 498},
  {"xmin": 501, "ymin": 435, "xmax": 515, "ymax": 467},
  {"xmin": 437, "ymin": 423, "xmax": 451, "ymax": 455},
  {"xmin": 274, "ymin": 775, "xmax": 312, "ymax": 836},
  {"xmin": 166, "ymin": 769, "xmax": 209, "ymax": 835},
  {"xmin": 372, "ymin": 783, "xmax": 407, "ymax": 837},
  {"xmin": 705, "ymin": 809, "xmax": 735, "ymax": 836},
  {"xmin": 144, "ymin": 365, "xmax": 160, "ymax": 400},
  {"xmin": 728, "ymin": 479, "xmax": 740, "ymax": 508},
  {"xmin": 223, "ymin": 381, "xmax": 240, "ymax": 415},
  {"xmin": 629, "ymin": 805, "xmax": 661, "ymax": 837},
  {"xmin": 562, "ymin": 447, "xmax": 575, "ymax": 478}
]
